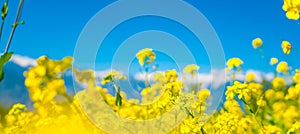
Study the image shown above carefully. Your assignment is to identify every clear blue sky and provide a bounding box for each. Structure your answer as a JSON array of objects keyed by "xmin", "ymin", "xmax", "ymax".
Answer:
[{"xmin": 2, "ymin": 0, "xmax": 300, "ymax": 72}]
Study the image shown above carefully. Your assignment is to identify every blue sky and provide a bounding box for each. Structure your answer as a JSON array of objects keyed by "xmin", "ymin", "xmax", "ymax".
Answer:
[{"xmin": 1, "ymin": 0, "xmax": 300, "ymax": 72}]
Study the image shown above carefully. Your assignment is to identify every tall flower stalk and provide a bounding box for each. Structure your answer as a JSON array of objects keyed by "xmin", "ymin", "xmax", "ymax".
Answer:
[{"xmin": 0, "ymin": 0, "xmax": 25, "ymax": 82}]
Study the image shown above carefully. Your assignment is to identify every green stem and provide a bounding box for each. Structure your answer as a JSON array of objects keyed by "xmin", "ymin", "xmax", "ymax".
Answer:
[
  {"xmin": 0, "ymin": 21, "xmax": 5, "ymax": 42},
  {"xmin": 112, "ymin": 79, "xmax": 122, "ymax": 107},
  {"xmin": 201, "ymin": 126, "xmax": 207, "ymax": 134},
  {"xmin": 241, "ymin": 98, "xmax": 265, "ymax": 132},
  {"xmin": 5, "ymin": 0, "xmax": 24, "ymax": 53}
]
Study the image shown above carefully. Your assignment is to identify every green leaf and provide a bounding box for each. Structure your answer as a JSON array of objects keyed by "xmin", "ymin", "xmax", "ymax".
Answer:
[{"xmin": 0, "ymin": 52, "xmax": 13, "ymax": 82}]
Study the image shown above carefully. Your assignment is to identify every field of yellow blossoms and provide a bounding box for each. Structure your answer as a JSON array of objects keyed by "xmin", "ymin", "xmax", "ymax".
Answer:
[{"xmin": 0, "ymin": 0, "xmax": 300, "ymax": 134}]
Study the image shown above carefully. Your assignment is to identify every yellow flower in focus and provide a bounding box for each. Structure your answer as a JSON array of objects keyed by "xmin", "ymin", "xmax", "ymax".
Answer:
[
  {"xmin": 282, "ymin": 0, "xmax": 300, "ymax": 20},
  {"xmin": 183, "ymin": 64, "xmax": 199, "ymax": 76},
  {"xmin": 272, "ymin": 77, "xmax": 286, "ymax": 89},
  {"xmin": 226, "ymin": 58, "xmax": 243, "ymax": 70},
  {"xmin": 8, "ymin": 103, "xmax": 26, "ymax": 115},
  {"xmin": 286, "ymin": 9, "xmax": 300, "ymax": 20},
  {"xmin": 276, "ymin": 61, "xmax": 289, "ymax": 73},
  {"xmin": 34, "ymin": 66, "xmax": 46, "ymax": 77},
  {"xmin": 282, "ymin": 40, "xmax": 292, "ymax": 54},
  {"xmin": 136, "ymin": 48, "xmax": 156, "ymax": 66},
  {"xmin": 246, "ymin": 72, "xmax": 255, "ymax": 82},
  {"xmin": 252, "ymin": 38, "xmax": 263, "ymax": 49},
  {"xmin": 270, "ymin": 57, "xmax": 278, "ymax": 65}
]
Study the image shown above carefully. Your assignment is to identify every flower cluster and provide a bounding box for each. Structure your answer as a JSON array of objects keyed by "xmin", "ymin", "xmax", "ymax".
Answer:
[
  {"xmin": 282, "ymin": 0, "xmax": 300, "ymax": 20},
  {"xmin": 136, "ymin": 48, "xmax": 156, "ymax": 66},
  {"xmin": 1, "ymin": 1, "xmax": 300, "ymax": 133},
  {"xmin": 0, "ymin": 45, "xmax": 300, "ymax": 133}
]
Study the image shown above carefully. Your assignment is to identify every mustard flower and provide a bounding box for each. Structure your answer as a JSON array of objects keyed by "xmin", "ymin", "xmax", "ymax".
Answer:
[
  {"xmin": 165, "ymin": 69, "xmax": 178, "ymax": 82},
  {"xmin": 276, "ymin": 61, "xmax": 289, "ymax": 73},
  {"xmin": 256, "ymin": 96, "xmax": 266, "ymax": 106},
  {"xmin": 265, "ymin": 89, "xmax": 275, "ymax": 100},
  {"xmin": 197, "ymin": 89, "xmax": 210, "ymax": 101},
  {"xmin": 183, "ymin": 64, "xmax": 199, "ymax": 76},
  {"xmin": 270, "ymin": 57, "xmax": 278, "ymax": 65},
  {"xmin": 246, "ymin": 72, "xmax": 255, "ymax": 82},
  {"xmin": 282, "ymin": 0, "xmax": 300, "ymax": 20},
  {"xmin": 293, "ymin": 69, "xmax": 300, "ymax": 83},
  {"xmin": 282, "ymin": 40, "xmax": 292, "ymax": 54},
  {"xmin": 252, "ymin": 38, "xmax": 263, "ymax": 49},
  {"xmin": 101, "ymin": 71, "xmax": 126, "ymax": 85},
  {"xmin": 226, "ymin": 58, "xmax": 243, "ymax": 70},
  {"xmin": 288, "ymin": 121, "xmax": 300, "ymax": 134},
  {"xmin": 272, "ymin": 77, "xmax": 286, "ymax": 89},
  {"xmin": 136, "ymin": 48, "xmax": 156, "ymax": 66}
]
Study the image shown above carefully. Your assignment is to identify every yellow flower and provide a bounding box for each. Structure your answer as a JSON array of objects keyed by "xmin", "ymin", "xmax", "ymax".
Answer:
[
  {"xmin": 286, "ymin": 9, "xmax": 300, "ymax": 20},
  {"xmin": 141, "ymin": 87, "xmax": 152, "ymax": 96},
  {"xmin": 272, "ymin": 77, "xmax": 286, "ymax": 89},
  {"xmin": 246, "ymin": 72, "xmax": 255, "ymax": 82},
  {"xmin": 197, "ymin": 89, "xmax": 210, "ymax": 101},
  {"xmin": 183, "ymin": 64, "xmax": 199, "ymax": 76},
  {"xmin": 252, "ymin": 38, "xmax": 263, "ymax": 49},
  {"xmin": 226, "ymin": 58, "xmax": 243, "ymax": 70},
  {"xmin": 288, "ymin": 121, "xmax": 300, "ymax": 134},
  {"xmin": 285, "ymin": 86, "xmax": 300, "ymax": 100},
  {"xmin": 264, "ymin": 125, "xmax": 282, "ymax": 134},
  {"xmin": 293, "ymin": 69, "xmax": 300, "ymax": 83},
  {"xmin": 265, "ymin": 89, "xmax": 275, "ymax": 100},
  {"xmin": 270, "ymin": 57, "xmax": 278, "ymax": 65},
  {"xmin": 275, "ymin": 91, "xmax": 285, "ymax": 100},
  {"xmin": 34, "ymin": 66, "xmax": 46, "ymax": 77},
  {"xmin": 165, "ymin": 70, "xmax": 178, "ymax": 82},
  {"xmin": 276, "ymin": 61, "xmax": 289, "ymax": 73},
  {"xmin": 256, "ymin": 97, "xmax": 266, "ymax": 106},
  {"xmin": 282, "ymin": 0, "xmax": 300, "ymax": 20},
  {"xmin": 101, "ymin": 71, "xmax": 126, "ymax": 85},
  {"xmin": 136, "ymin": 48, "xmax": 156, "ymax": 66},
  {"xmin": 272, "ymin": 102, "xmax": 286, "ymax": 113},
  {"xmin": 282, "ymin": 40, "xmax": 292, "ymax": 54}
]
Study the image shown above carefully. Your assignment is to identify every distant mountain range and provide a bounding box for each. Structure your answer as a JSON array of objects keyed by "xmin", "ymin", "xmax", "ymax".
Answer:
[
  {"xmin": 0, "ymin": 62, "xmax": 31, "ymax": 108},
  {"xmin": 0, "ymin": 61, "xmax": 145, "ymax": 108},
  {"xmin": 0, "ymin": 61, "xmax": 77, "ymax": 108}
]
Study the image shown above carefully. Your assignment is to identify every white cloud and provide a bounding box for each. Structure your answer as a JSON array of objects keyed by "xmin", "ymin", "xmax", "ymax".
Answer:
[
  {"xmin": 134, "ymin": 69, "xmax": 227, "ymax": 89},
  {"xmin": 10, "ymin": 54, "xmax": 36, "ymax": 67},
  {"xmin": 133, "ymin": 69, "xmax": 276, "ymax": 89},
  {"xmin": 134, "ymin": 72, "xmax": 157, "ymax": 82},
  {"xmin": 233, "ymin": 70, "xmax": 275, "ymax": 83}
]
